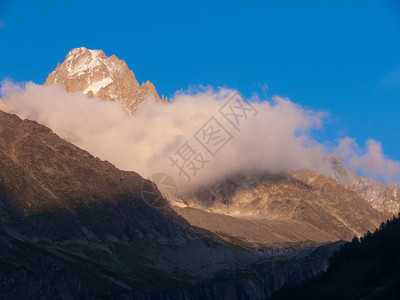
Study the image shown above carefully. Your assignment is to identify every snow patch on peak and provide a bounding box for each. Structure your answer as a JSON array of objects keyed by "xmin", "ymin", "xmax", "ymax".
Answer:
[
  {"xmin": 83, "ymin": 77, "xmax": 113, "ymax": 95},
  {"xmin": 64, "ymin": 48, "xmax": 108, "ymax": 77},
  {"xmin": 66, "ymin": 47, "xmax": 88, "ymax": 58}
]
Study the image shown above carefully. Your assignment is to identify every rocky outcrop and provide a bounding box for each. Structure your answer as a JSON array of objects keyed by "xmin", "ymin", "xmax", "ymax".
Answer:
[
  {"xmin": 44, "ymin": 47, "xmax": 166, "ymax": 113},
  {"xmin": 325, "ymin": 154, "xmax": 400, "ymax": 214}
]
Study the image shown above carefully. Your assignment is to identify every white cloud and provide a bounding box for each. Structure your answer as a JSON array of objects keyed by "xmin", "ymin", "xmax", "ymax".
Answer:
[
  {"xmin": 0, "ymin": 81, "xmax": 328, "ymax": 191},
  {"xmin": 337, "ymin": 137, "xmax": 400, "ymax": 183},
  {"xmin": 1, "ymin": 80, "xmax": 399, "ymax": 188},
  {"xmin": 0, "ymin": 80, "xmax": 25, "ymax": 97}
]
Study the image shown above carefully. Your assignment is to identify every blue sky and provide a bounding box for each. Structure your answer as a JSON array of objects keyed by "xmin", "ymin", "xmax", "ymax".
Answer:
[{"xmin": 1, "ymin": 0, "xmax": 399, "ymax": 161}]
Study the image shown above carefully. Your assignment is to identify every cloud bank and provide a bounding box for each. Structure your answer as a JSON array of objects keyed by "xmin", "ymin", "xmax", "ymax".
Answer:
[{"xmin": 1, "ymin": 81, "xmax": 399, "ymax": 190}]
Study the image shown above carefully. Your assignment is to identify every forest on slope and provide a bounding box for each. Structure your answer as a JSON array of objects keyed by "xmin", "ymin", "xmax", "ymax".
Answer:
[{"xmin": 270, "ymin": 213, "xmax": 400, "ymax": 300}]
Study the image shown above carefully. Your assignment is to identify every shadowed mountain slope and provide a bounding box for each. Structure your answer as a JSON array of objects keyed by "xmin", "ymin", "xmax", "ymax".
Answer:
[{"xmin": 0, "ymin": 110, "xmax": 341, "ymax": 299}]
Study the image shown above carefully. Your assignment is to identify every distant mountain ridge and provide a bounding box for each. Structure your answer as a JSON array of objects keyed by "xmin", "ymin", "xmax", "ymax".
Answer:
[
  {"xmin": 174, "ymin": 170, "xmax": 390, "ymax": 248},
  {"xmin": 45, "ymin": 47, "xmax": 167, "ymax": 113},
  {"xmin": 324, "ymin": 154, "xmax": 400, "ymax": 214}
]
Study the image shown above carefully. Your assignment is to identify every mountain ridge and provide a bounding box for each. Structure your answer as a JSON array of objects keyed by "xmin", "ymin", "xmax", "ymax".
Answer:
[
  {"xmin": 173, "ymin": 170, "xmax": 390, "ymax": 248},
  {"xmin": 325, "ymin": 154, "xmax": 400, "ymax": 214}
]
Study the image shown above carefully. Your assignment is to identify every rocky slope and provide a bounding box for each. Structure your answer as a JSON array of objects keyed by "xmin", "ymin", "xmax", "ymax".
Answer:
[
  {"xmin": 324, "ymin": 154, "xmax": 400, "ymax": 214},
  {"xmin": 44, "ymin": 47, "xmax": 167, "ymax": 113},
  {"xmin": 173, "ymin": 170, "xmax": 390, "ymax": 247},
  {"xmin": 0, "ymin": 109, "xmax": 340, "ymax": 299}
]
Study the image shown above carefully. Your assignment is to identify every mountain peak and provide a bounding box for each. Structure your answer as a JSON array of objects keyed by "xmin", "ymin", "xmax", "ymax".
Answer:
[
  {"xmin": 323, "ymin": 153, "xmax": 400, "ymax": 213},
  {"xmin": 45, "ymin": 47, "xmax": 164, "ymax": 113},
  {"xmin": 323, "ymin": 153, "xmax": 353, "ymax": 184},
  {"xmin": 324, "ymin": 153, "xmax": 342, "ymax": 165},
  {"xmin": 66, "ymin": 47, "xmax": 105, "ymax": 58}
]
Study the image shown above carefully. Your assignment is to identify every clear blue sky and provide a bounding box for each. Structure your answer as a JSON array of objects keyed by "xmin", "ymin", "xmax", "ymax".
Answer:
[{"xmin": 1, "ymin": 0, "xmax": 399, "ymax": 159}]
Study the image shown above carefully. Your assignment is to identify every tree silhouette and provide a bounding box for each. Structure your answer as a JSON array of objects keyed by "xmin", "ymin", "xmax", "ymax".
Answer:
[{"xmin": 270, "ymin": 213, "xmax": 400, "ymax": 300}]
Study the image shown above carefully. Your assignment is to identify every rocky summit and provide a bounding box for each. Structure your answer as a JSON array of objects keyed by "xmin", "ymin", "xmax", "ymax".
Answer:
[
  {"xmin": 44, "ymin": 47, "xmax": 167, "ymax": 113},
  {"xmin": 325, "ymin": 154, "xmax": 400, "ymax": 214}
]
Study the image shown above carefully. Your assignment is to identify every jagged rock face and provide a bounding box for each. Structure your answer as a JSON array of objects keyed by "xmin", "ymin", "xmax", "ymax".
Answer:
[
  {"xmin": 44, "ymin": 47, "xmax": 164, "ymax": 113},
  {"xmin": 325, "ymin": 154, "xmax": 400, "ymax": 214},
  {"xmin": 175, "ymin": 170, "xmax": 391, "ymax": 246}
]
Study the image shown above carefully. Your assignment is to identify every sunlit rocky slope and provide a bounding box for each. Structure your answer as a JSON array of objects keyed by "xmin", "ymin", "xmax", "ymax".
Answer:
[{"xmin": 174, "ymin": 170, "xmax": 390, "ymax": 248}]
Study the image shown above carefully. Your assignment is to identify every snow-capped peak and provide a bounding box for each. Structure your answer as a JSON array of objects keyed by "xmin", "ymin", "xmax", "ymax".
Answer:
[
  {"xmin": 45, "ymin": 47, "xmax": 165, "ymax": 113},
  {"xmin": 64, "ymin": 48, "xmax": 107, "ymax": 77}
]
